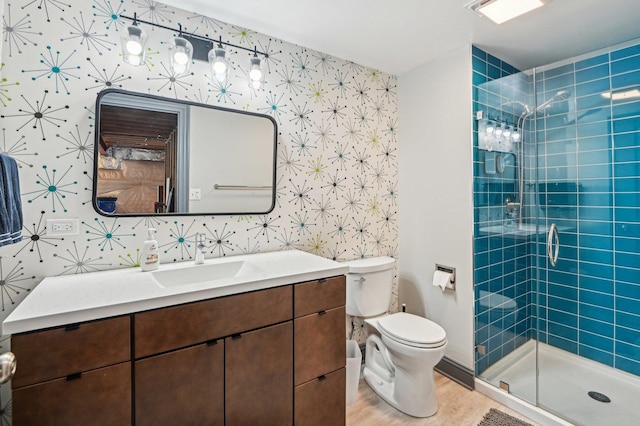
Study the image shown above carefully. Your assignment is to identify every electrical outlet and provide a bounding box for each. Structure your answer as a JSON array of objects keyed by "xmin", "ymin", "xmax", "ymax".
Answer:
[
  {"xmin": 189, "ymin": 188, "xmax": 201, "ymax": 200},
  {"xmin": 46, "ymin": 218, "xmax": 79, "ymax": 236}
]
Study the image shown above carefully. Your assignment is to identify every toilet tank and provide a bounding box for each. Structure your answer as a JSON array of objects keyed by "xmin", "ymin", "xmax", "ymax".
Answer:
[{"xmin": 344, "ymin": 257, "xmax": 396, "ymax": 317}]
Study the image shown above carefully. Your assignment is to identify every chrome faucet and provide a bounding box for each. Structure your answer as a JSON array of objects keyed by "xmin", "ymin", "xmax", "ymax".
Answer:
[
  {"xmin": 505, "ymin": 197, "xmax": 521, "ymax": 217},
  {"xmin": 195, "ymin": 233, "xmax": 207, "ymax": 264}
]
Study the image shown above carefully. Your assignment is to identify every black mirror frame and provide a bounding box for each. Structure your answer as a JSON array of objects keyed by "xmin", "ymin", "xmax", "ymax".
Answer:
[{"xmin": 92, "ymin": 88, "xmax": 278, "ymax": 217}]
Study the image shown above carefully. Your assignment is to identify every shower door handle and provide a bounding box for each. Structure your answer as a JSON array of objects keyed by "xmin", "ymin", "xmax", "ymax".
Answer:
[{"xmin": 547, "ymin": 223, "xmax": 559, "ymax": 267}]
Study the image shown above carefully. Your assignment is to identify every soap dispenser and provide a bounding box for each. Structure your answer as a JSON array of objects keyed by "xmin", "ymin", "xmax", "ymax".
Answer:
[{"xmin": 141, "ymin": 228, "xmax": 160, "ymax": 271}]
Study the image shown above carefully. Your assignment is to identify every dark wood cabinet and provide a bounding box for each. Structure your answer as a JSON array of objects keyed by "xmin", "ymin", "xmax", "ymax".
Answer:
[
  {"xmin": 226, "ymin": 322, "xmax": 293, "ymax": 425},
  {"xmin": 294, "ymin": 277, "xmax": 346, "ymax": 425},
  {"xmin": 135, "ymin": 342, "xmax": 224, "ymax": 426},
  {"xmin": 13, "ymin": 362, "xmax": 131, "ymax": 426},
  {"xmin": 11, "ymin": 276, "xmax": 345, "ymax": 425}
]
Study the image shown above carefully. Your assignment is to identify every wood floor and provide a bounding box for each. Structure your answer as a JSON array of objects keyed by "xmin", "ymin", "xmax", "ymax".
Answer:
[{"xmin": 346, "ymin": 372, "xmax": 540, "ymax": 426}]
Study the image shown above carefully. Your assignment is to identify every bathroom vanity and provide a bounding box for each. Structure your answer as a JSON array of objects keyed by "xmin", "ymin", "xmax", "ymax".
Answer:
[{"xmin": 3, "ymin": 250, "xmax": 348, "ymax": 426}]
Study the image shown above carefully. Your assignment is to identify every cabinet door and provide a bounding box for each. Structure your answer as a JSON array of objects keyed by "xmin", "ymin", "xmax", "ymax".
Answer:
[
  {"xmin": 13, "ymin": 362, "xmax": 131, "ymax": 426},
  {"xmin": 295, "ymin": 306, "xmax": 346, "ymax": 385},
  {"xmin": 226, "ymin": 321, "xmax": 293, "ymax": 426},
  {"xmin": 135, "ymin": 341, "xmax": 224, "ymax": 426},
  {"xmin": 295, "ymin": 368, "xmax": 346, "ymax": 426}
]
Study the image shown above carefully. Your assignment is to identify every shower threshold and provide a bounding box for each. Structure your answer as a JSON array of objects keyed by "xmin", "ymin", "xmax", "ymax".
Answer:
[{"xmin": 479, "ymin": 340, "xmax": 640, "ymax": 426}]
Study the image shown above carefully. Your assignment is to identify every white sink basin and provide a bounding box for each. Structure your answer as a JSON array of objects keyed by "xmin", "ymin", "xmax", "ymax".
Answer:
[{"xmin": 152, "ymin": 261, "xmax": 263, "ymax": 288}]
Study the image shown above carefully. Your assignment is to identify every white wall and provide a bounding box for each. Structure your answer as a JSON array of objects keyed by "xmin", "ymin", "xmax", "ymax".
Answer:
[
  {"xmin": 398, "ymin": 45, "xmax": 474, "ymax": 369},
  {"xmin": 188, "ymin": 107, "xmax": 274, "ymax": 214}
]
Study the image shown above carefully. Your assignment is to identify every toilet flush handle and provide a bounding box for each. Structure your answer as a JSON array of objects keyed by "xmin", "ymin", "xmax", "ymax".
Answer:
[{"xmin": 355, "ymin": 276, "xmax": 367, "ymax": 286}]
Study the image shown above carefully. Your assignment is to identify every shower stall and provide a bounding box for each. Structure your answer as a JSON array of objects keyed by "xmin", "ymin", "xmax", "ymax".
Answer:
[{"xmin": 472, "ymin": 41, "xmax": 640, "ymax": 425}]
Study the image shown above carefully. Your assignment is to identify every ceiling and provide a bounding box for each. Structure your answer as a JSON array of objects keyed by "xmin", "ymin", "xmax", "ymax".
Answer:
[
  {"xmin": 157, "ymin": 0, "xmax": 640, "ymax": 75},
  {"xmin": 99, "ymin": 106, "xmax": 176, "ymax": 152}
]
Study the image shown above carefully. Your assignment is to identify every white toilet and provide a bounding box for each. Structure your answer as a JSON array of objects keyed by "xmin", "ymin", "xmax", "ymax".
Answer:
[{"xmin": 345, "ymin": 257, "xmax": 448, "ymax": 418}]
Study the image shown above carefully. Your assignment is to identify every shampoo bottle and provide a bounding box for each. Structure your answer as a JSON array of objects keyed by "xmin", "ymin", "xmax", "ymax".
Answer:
[{"xmin": 141, "ymin": 228, "xmax": 160, "ymax": 271}]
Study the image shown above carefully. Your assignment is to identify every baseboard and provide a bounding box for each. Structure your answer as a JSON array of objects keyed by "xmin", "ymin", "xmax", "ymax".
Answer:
[{"xmin": 435, "ymin": 356, "xmax": 475, "ymax": 390}]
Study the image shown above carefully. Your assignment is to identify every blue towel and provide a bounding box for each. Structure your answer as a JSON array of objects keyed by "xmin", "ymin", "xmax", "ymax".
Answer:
[{"xmin": 0, "ymin": 153, "xmax": 23, "ymax": 247}]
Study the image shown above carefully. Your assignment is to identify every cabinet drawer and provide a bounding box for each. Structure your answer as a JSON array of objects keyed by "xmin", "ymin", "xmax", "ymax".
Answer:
[
  {"xmin": 136, "ymin": 342, "xmax": 224, "ymax": 426},
  {"xmin": 135, "ymin": 285, "xmax": 292, "ymax": 358},
  {"xmin": 294, "ymin": 276, "xmax": 345, "ymax": 317},
  {"xmin": 295, "ymin": 306, "xmax": 346, "ymax": 385},
  {"xmin": 294, "ymin": 368, "xmax": 346, "ymax": 426},
  {"xmin": 13, "ymin": 362, "xmax": 131, "ymax": 426},
  {"xmin": 11, "ymin": 315, "xmax": 131, "ymax": 388}
]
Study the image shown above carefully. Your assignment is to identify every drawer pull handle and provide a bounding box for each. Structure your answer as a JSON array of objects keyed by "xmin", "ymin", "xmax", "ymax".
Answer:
[
  {"xmin": 66, "ymin": 373, "xmax": 82, "ymax": 381},
  {"xmin": 318, "ymin": 375, "xmax": 327, "ymax": 381},
  {"xmin": 231, "ymin": 334, "xmax": 242, "ymax": 340},
  {"xmin": 318, "ymin": 278, "xmax": 327, "ymax": 283},
  {"xmin": 318, "ymin": 310, "xmax": 327, "ymax": 316},
  {"xmin": 65, "ymin": 324, "xmax": 81, "ymax": 331},
  {"xmin": 206, "ymin": 339, "xmax": 218, "ymax": 346}
]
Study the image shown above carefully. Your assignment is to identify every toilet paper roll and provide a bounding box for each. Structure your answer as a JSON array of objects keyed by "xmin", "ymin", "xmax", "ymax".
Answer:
[{"xmin": 433, "ymin": 270, "xmax": 452, "ymax": 292}]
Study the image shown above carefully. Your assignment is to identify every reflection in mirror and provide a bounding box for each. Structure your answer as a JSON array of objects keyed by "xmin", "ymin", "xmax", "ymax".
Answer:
[{"xmin": 93, "ymin": 89, "xmax": 277, "ymax": 216}]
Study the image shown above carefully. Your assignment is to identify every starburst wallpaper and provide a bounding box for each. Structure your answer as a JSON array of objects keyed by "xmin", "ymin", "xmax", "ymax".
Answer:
[{"xmin": 0, "ymin": 0, "xmax": 398, "ymax": 355}]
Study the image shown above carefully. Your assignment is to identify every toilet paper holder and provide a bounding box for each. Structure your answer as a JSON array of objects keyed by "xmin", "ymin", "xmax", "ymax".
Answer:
[{"xmin": 435, "ymin": 264, "xmax": 456, "ymax": 290}]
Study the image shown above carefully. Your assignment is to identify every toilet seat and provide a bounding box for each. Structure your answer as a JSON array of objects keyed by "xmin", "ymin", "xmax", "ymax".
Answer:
[{"xmin": 377, "ymin": 313, "xmax": 447, "ymax": 349}]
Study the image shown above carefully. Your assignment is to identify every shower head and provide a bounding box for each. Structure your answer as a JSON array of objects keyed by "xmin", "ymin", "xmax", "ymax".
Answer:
[{"xmin": 533, "ymin": 90, "xmax": 571, "ymax": 113}]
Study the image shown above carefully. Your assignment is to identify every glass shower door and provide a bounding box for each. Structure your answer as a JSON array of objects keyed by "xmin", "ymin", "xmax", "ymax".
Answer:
[{"xmin": 473, "ymin": 64, "xmax": 539, "ymax": 406}]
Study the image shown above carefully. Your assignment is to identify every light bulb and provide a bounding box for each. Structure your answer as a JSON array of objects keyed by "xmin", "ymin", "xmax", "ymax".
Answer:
[
  {"xmin": 503, "ymin": 126, "xmax": 512, "ymax": 139},
  {"xmin": 173, "ymin": 50, "xmax": 189, "ymax": 65},
  {"xmin": 494, "ymin": 125, "xmax": 503, "ymax": 137},
  {"xmin": 172, "ymin": 62, "xmax": 187, "ymax": 75},
  {"xmin": 512, "ymin": 130, "xmax": 521, "ymax": 142},
  {"xmin": 126, "ymin": 54, "xmax": 142, "ymax": 66},
  {"xmin": 251, "ymin": 79, "xmax": 261, "ymax": 90},
  {"xmin": 126, "ymin": 39, "xmax": 143, "ymax": 55},
  {"xmin": 485, "ymin": 121, "xmax": 495, "ymax": 135},
  {"xmin": 213, "ymin": 60, "xmax": 227, "ymax": 75},
  {"xmin": 250, "ymin": 68, "xmax": 262, "ymax": 81}
]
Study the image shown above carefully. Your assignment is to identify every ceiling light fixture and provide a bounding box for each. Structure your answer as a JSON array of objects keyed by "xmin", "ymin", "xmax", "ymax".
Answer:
[
  {"xmin": 466, "ymin": 0, "xmax": 548, "ymax": 25},
  {"xmin": 119, "ymin": 14, "xmax": 269, "ymax": 87}
]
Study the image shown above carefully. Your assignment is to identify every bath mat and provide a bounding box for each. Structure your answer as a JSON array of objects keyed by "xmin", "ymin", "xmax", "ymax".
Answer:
[{"xmin": 477, "ymin": 408, "xmax": 534, "ymax": 426}]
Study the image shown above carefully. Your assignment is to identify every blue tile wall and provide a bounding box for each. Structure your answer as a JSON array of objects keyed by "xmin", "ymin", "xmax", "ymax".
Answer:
[
  {"xmin": 472, "ymin": 47, "xmax": 532, "ymax": 375},
  {"xmin": 474, "ymin": 42, "xmax": 640, "ymax": 378}
]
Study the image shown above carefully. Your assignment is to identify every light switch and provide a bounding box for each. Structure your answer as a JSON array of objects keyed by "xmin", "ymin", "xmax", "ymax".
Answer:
[{"xmin": 189, "ymin": 188, "xmax": 201, "ymax": 200}]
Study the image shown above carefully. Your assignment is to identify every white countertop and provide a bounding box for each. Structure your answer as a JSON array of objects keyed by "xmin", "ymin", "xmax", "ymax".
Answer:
[{"xmin": 2, "ymin": 250, "xmax": 348, "ymax": 335}]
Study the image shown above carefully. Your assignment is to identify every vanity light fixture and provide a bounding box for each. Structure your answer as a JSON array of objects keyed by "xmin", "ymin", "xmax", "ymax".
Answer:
[
  {"xmin": 121, "ymin": 13, "xmax": 147, "ymax": 66},
  {"xmin": 466, "ymin": 0, "xmax": 548, "ymax": 25},
  {"xmin": 249, "ymin": 49, "xmax": 263, "ymax": 90},
  {"xmin": 208, "ymin": 37, "xmax": 230, "ymax": 83},
  {"xmin": 601, "ymin": 88, "xmax": 640, "ymax": 101},
  {"xmin": 119, "ymin": 14, "xmax": 269, "ymax": 87},
  {"xmin": 168, "ymin": 25, "xmax": 193, "ymax": 75}
]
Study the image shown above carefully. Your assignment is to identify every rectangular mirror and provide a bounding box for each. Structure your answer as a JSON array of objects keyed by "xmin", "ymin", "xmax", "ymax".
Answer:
[{"xmin": 93, "ymin": 89, "xmax": 277, "ymax": 216}]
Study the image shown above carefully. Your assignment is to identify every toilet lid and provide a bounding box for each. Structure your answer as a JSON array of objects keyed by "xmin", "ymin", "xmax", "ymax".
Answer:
[{"xmin": 378, "ymin": 313, "xmax": 447, "ymax": 348}]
